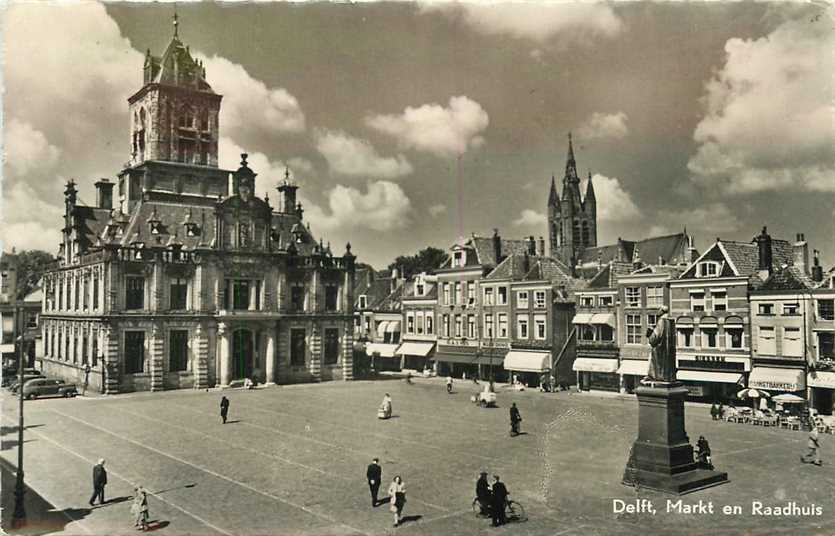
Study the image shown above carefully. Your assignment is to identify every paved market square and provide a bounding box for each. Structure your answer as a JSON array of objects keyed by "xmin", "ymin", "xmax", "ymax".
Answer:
[{"xmin": 2, "ymin": 378, "xmax": 834, "ymax": 536}]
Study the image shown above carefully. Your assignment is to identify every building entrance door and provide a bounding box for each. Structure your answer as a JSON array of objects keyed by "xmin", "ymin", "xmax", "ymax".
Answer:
[{"xmin": 232, "ymin": 329, "xmax": 254, "ymax": 380}]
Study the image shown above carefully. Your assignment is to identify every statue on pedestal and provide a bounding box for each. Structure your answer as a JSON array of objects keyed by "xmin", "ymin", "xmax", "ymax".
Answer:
[{"xmin": 643, "ymin": 305, "xmax": 676, "ymax": 384}]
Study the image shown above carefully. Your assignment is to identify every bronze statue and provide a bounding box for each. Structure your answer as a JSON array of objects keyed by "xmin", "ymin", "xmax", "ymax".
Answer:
[{"xmin": 644, "ymin": 306, "xmax": 676, "ymax": 383}]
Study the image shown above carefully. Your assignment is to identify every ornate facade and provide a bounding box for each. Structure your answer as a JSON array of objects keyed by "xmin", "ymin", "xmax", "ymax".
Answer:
[{"xmin": 39, "ymin": 22, "xmax": 356, "ymax": 394}]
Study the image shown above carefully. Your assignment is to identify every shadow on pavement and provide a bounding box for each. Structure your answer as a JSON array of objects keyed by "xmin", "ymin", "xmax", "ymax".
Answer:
[
  {"xmin": 1, "ymin": 458, "xmax": 91, "ymax": 535},
  {"xmin": 145, "ymin": 519, "xmax": 170, "ymax": 531},
  {"xmin": 399, "ymin": 515, "xmax": 423, "ymax": 525}
]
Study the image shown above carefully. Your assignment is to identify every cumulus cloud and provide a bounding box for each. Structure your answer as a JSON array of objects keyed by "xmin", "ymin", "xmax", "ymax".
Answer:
[
  {"xmin": 366, "ymin": 96, "xmax": 489, "ymax": 158},
  {"xmin": 513, "ymin": 209, "xmax": 547, "ymax": 227},
  {"xmin": 688, "ymin": 20, "xmax": 835, "ymax": 193},
  {"xmin": 577, "ymin": 112, "xmax": 629, "ymax": 140},
  {"xmin": 315, "ymin": 130, "xmax": 413, "ymax": 178},
  {"xmin": 657, "ymin": 203, "xmax": 742, "ymax": 235},
  {"xmin": 422, "ymin": 3, "xmax": 623, "ymax": 44},
  {"xmin": 304, "ymin": 181, "xmax": 413, "ymax": 231},
  {"xmin": 428, "ymin": 204, "xmax": 447, "ymax": 217},
  {"xmin": 199, "ymin": 55, "xmax": 306, "ymax": 140},
  {"xmin": 587, "ymin": 174, "xmax": 641, "ymax": 221},
  {"xmin": 5, "ymin": 119, "xmax": 62, "ymax": 180}
]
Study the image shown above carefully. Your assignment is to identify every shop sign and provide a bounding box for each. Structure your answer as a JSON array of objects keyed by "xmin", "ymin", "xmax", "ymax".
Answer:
[
  {"xmin": 685, "ymin": 384, "xmax": 705, "ymax": 397},
  {"xmin": 748, "ymin": 380, "xmax": 800, "ymax": 392}
]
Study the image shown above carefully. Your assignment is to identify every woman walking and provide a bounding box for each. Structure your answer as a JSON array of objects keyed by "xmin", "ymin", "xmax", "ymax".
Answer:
[
  {"xmin": 131, "ymin": 486, "xmax": 149, "ymax": 531},
  {"xmin": 388, "ymin": 475, "xmax": 407, "ymax": 527}
]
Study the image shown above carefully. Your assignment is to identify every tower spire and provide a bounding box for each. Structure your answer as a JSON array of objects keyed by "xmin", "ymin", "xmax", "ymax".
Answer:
[
  {"xmin": 585, "ymin": 171, "xmax": 596, "ymax": 202},
  {"xmin": 548, "ymin": 175, "xmax": 558, "ymax": 206},
  {"xmin": 173, "ymin": 7, "xmax": 179, "ymax": 37},
  {"xmin": 564, "ymin": 132, "xmax": 579, "ymax": 184}
]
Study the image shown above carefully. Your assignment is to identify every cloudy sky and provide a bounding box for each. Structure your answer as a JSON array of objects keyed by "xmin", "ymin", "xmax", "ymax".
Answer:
[{"xmin": 3, "ymin": 1, "xmax": 833, "ymax": 269}]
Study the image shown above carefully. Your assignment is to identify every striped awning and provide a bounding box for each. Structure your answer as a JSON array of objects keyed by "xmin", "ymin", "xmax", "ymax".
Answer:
[
  {"xmin": 366, "ymin": 343, "xmax": 399, "ymax": 358},
  {"xmin": 504, "ymin": 350, "xmax": 550, "ymax": 372},
  {"xmin": 590, "ymin": 313, "xmax": 616, "ymax": 327},
  {"xmin": 572, "ymin": 358, "xmax": 619, "ymax": 373},
  {"xmin": 385, "ymin": 321, "xmax": 401, "ymax": 333},
  {"xmin": 572, "ymin": 313, "xmax": 593, "ymax": 325},
  {"xmin": 617, "ymin": 359, "xmax": 648, "ymax": 376},
  {"xmin": 677, "ymin": 370, "xmax": 743, "ymax": 384}
]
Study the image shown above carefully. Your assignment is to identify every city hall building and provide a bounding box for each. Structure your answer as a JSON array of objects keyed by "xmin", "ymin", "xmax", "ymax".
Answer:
[{"xmin": 38, "ymin": 23, "xmax": 356, "ymax": 393}]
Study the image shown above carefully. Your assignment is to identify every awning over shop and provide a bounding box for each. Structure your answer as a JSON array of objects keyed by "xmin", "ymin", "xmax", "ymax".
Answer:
[
  {"xmin": 385, "ymin": 321, "xmax": 401, "ymax": 333},
  {"xmin": 0, "ymin": 344, "xmax": 15, "ymax": 353},
  {"xmin": 808, "ymin": 371, "xmax": 835, "ymax": 390},
  {"xmin": 590, "ymin": 313, "xmax": 616, "ymax": 327},
  {"xmin": 677, "ymin": 370, "xmax": 743, "ymax": 384},
  {"xmin": 433, "ymin": 352, "xmax": 477, "ymax": 365},
  {"xmin": 376, "ymin": 322, "xmax": 390, "ymax": 338},
  {"xmin": 366, "ymin": 343, "xmax": 399, "ymax": 358},
  {"xmin": 504, "ymin": 350, "xmax": 550, "ymax": 372},
  {"xmin": 676, "ymin": 317, "xmax": 694, "ymax": 327},
  {"xmin": 474, "ymin": 355, "xmax": 506, "ymax": 367},
  {"xmin": 396, "ymin": 341, "xmax": 435, "ymax": 357},
  {"xmin": 723, "ymin": 316, "xmax": 744, "ymax": 327},
  {"xmin": 748, "ymin": 367, "xmax": 805, "ymax": 391},
  {"xmin": 572, "ymin": 313, "xmax": 593, "ymax": 325},
  {"xmin": 617, "ymin": 359, "xmax": 648, "ymax": 376},
  {"xmin": 572, "ymin": 358, "xmax": 619, "ymax": 373}
]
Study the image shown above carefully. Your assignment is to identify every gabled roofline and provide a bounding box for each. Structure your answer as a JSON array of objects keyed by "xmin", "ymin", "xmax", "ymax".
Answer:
[{"xmin": 716, "ymin": 240, "xmax": 741, "ymax": 276}]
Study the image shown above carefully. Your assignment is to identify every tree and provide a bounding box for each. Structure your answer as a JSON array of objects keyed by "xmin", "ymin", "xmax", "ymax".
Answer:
[
  {"xmin": 9, "ymin": 250, "xmax": 55, "ymax": 300},
  {"xmin": 386, "ymin": 247, "xmax": 448, "ymax": 279}
]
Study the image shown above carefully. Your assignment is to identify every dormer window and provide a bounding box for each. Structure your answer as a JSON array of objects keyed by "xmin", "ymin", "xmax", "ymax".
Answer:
[
  {"xmin": 149, "ymin": 219, "xmax": 162, "ymax": 235},
  {"xmin": 696, "ymin": 261, "xmax": 721, "ymax": 278},
  {"xmin": 416, "ymin": 283, "xmax": 424, "ymax": 296},
  {"xmin": 358, "ymin": 295, "xmax": 367, "ymax": 309},
  {"xmin": 453, "ymin": 250, "xmax": 465, "ymax": 267},
  {"xmin": 185, "ymin": 222, "xmax": 199, "ymax": 237}
]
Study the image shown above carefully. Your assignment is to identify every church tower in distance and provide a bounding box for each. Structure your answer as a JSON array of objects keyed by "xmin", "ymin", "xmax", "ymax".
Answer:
[{"xmin": 548, "ymin": 133, "xmax": 597, "ymax": 268}]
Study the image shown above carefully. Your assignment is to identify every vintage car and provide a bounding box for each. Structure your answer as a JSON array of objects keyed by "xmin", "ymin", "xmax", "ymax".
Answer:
[
  {"xmin": 8, "ymin": 371, "xmax": 45, "ymax": 392},
  {"xmin": 21, "ymin": 378, "xmax": 78, "ymax": 400},
  {"xmin": 2, "ymin": 367, "xmax": 42, "ymax": 387}
]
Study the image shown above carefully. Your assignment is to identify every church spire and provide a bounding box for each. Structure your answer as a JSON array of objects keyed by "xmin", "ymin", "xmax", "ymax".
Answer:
[
  {"xmin": 173, "ymin": 8, "xmax": 179, "ymax": 38},
  {"xmin": 585, "ymin": 171, "xmax": 596, "ymax": 203},
  {"xmin": 548, "ymin": 175, "xmax": 559, "ymax": 207},
  {"xmin": 564, "ymin": 132, "xmax": 580, "ymax": 185}
]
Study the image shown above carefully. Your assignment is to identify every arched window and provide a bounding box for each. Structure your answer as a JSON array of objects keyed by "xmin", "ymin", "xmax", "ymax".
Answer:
[{"xmin": 582, "ymin": 221, "xmax": 589, "ymax": 245}]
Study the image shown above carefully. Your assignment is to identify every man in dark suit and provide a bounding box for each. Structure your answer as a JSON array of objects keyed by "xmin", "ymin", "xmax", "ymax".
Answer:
[
  {"xmin": 490, "ymin": 475, "xmax": 508, "ymax": 527},
  {"xmin": 89, "ymin": 458, "xmax": 107, "ymax": 506},
  {"xmin": 220, "ymin": 396, "xmax": 230, "ymax": 424},
  {"xmin": 509, "ymin": 403, "xmax": 522, "ymax": 436},
  {"xmin": 366, "ymin": 458, "xmax": 382, "ymax": 507}
]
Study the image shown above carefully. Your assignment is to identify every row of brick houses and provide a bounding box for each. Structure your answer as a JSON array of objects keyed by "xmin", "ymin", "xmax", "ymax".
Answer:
[{"xmin": 38, "ymin": 26, "xmax": 356, "ymax": 394}]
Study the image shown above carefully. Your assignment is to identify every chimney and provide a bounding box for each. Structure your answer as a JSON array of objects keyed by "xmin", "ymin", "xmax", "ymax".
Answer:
[
  {"xmin": 812, "ymin": 249, "xmax": 824, "ymax": 282},
  {"xmin": 95, "ymin": 179, "xmax": 114, "ymax": 209},
  {"xmin": 538, "ymin": 236, "xmax": 545, "ymax": 257},
  {"xmin": 793, "ymin": 233, "xmax": 809, "ymax": 275},
  {"xmin": 492, "ymin": 228, "xmax": 502, "ymax": 264},
  {"xmin": 527, "ymin": 235, "xmax": 536, "ymax": 256},
  {"xmin": 755, "ymin": 226, "xmax": 773, "ymax": 274},
  {"xmin": 687, "ymin": 234, "xmax": 698, "ymax": 263},
  {"xmin": 391, "ymin": 268, "xmax": 399, "ymax": 293}
]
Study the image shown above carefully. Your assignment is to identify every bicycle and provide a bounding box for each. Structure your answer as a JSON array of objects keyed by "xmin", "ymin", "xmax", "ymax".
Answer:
[{"xmin": 471, "ymin": 497, "xmax": 527, "ymax": 523}]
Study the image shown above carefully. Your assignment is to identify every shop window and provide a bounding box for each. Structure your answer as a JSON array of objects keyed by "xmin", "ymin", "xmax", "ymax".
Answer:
[
  {"xmin": 599, "ymin": 325, "xmax": 614, "ymax": 342},
  {"xmin": 290, "ymin": 329, "xmax": 306, "ymax": 366},
  {"xmin": 517, "ymin": 315, "xmax": 529, "ymax": 339},
  {"xmin": 125, "ymin": 331, "xmax": 145, "ymax": 373},
  {"xmin": 170, "ymin": 278, "xmax": 188, "ymax": 310},
  {"xmin": 625, "ymin": 287, "xmax": 641, "ymax": 308},
  {"xmin": 169, "ymin": 330, "xmax": 189, "ymax": 372},
  {"xmin": 782, "ymin": 327, "xmax": 802, "ymax": 357},
  {"xmin": 498, "ymin": 313, "xmax": 508, "ymax": 338},
  {"xmin": 324, "ymin": 329, "xmax": 339, "ymax": 365},
  {"xmin": 125, "ymin": 276, "xmax": 145, "ymax": 310},
  {"xmin": 758, "ymin": 327, "xmax": 776, "ymax": 355}
]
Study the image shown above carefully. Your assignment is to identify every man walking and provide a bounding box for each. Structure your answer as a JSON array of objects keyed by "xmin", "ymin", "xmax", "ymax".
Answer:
[
  {"xmin": 220, "ymin": 396, "xmax": 230, "ymax": 424},
  {"xmin": 801, "ymin": 424, "xmax": 822, "ymax": 466},
  {"xmin": 89, "ymin": 458, "xmax": 107, "ymax": 506},
  {"xmin": 509, "ymin": 403, "xmax": 522, "ymax": 436},
  {"xmin": 490, "ymin": 475, "xmax": 508, "ymax": 527},
  {"xmin": 446, "ymin": 376, "xmax": 453, "ymax": 394},
  {"xmin": 475, "ymin": 472, "xmax": 491, "ymax": 516},
  {"xmin": 366, "ymin": 458, "xmax": 382, "ymax": 506}
]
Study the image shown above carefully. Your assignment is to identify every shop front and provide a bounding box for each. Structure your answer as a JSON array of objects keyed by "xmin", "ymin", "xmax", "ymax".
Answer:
[
  {"xmin": 434, "ymin": 344, "xmax": 479, "ymax": 379},
  {"xmin": 573, "ymin": 357, "xmax": 619, "ymax": 392},
  {"xmin": 504, "ymin": 349, "xmax": 550, "ymax": 388},
  {"xmin": 396, "ymin": 341, "xmax": 435, "ymax": 372},
  {"xmin": 748, "ymin": 366, "xmax": 805, "ymax": 394},
  {"xmin": 617, "ymin": 358, "xmax": 648, "ymax": 394},
  {"xmin": 676, "ymin": 352, "xmax": 748, "ymax": 402},
  {"xmin": 366, "ymin": 342, "xmax": 401, "ymax": 371},
  {"xmin": 808, "ymin": 371, "xmax": 835, "ymax": 415}
]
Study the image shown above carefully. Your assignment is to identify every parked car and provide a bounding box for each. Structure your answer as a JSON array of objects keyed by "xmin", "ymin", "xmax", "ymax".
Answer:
[
  {"xmin": 8, "ymin": 371, "xmax": 45, "ymax": 392},
  {"xmin": 2, "ymin": 367, "xmax": 41, "ymax": 387},
  {"xmin": 21, "ymin": 378, "xmax": 78, "ymax": 400}
]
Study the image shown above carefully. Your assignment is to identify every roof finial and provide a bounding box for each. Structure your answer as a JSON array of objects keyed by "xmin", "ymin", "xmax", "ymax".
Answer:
[
  {"xmin": 173, "ymin": 7, "xmax": 179, "ymax": 37},
  {"xmin": 284, "ymin": 166, "xmax": 290, "ymax": 182}
]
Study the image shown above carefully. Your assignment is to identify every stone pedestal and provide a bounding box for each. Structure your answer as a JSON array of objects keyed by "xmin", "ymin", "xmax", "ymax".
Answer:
[{"xmin": 623, "ymin": 383, "xmax": 728, "ymax": 494}]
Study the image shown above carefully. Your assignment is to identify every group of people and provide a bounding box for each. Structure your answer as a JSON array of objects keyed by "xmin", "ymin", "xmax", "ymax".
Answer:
[
  {"xmin": 366, "ymin": 458, "xmax": 408, "ymax": 527},
  {"xmin": 88, "ymin": 459, "xmax": 150, "ymax": 531},
  {"xmin": 475, "ymin": 472, "xmax": 510, "ymax": 526},
  {"xmin": 709, "ymin": 402, "xmax": 725, "ymax": 420}
]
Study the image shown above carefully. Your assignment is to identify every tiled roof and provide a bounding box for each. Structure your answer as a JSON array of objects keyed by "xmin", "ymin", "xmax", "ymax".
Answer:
[
  {"xmin": 587, "ymin": 265, "xmax": 611, "ymax": 288},
  {"xmin": 758, "ymin": 266, "xmax": 814, "ymax": 291},
  {"xmin": 401, "ymin": 279, "xmax": 438, "ymax": 301},
  {"xmin": 579, "ymin": 233, "xmax": 691, "ymax": 267},
  {"xmin": 525, "ymin": 256, "xmax": 575, "ymax": 285},
  {"xmin": 486, "ymin": 254, "xmax": 530, "ymax": 280},
  {"xmin": 719, "ymin": 239, "xmax": 793, "ymax": 276},
  {"xmin": 470, "ymin": 236, "xmax": 530, "ymax": 267},
  {"xmin": 75, "ymin": 206, "xmax": 113, "ymax": 251}
]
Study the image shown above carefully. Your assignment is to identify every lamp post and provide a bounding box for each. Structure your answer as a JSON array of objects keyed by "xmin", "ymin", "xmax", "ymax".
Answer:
[{"xmin": 12, "ymin": 305, "xmax": 27, "ymax": 529}]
